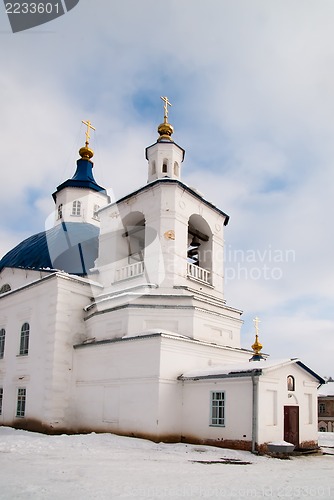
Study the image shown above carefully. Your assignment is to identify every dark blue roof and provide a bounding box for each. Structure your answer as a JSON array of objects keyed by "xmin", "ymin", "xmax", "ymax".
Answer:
[
  {"xmin": 52, "ymin": 158, "xmax": 107, "ymax": 200},
  {"xmin": 0, "ymin": 222, "xmax": 99, "ymax": 276}
]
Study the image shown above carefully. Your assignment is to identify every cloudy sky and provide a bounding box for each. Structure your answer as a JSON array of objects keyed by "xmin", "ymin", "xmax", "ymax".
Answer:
[{"xmin": 1, "ymin": 0, "xmax": 334, "ymax": 377}]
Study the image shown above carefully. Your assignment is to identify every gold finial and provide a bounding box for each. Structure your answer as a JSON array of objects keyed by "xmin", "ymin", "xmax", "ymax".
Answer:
[
  {"xmin": 157, "ymin": 96, "xmax": 174, "ymax": 142},
  {"xmin": 79, "ymin": 119, "xmax": 96, "ymax": 160},
  {"xmin": 251, "ymin": 317, "xmax": 263, "ymax": 356}
]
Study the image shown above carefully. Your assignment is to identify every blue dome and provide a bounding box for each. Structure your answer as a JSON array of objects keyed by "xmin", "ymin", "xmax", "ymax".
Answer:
[
  {"xmin": 52, "ymin": 158, "xmax": 107, "ymax": 201},
  {"xmin": 0, "ymin": 222, "xmax": 99, "ymax": 276}
]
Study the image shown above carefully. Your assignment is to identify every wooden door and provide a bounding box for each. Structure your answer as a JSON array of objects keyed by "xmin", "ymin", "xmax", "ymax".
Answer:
[{"xmin": 284, "ymin": 406, "xmax": 299, "ymax": 447}]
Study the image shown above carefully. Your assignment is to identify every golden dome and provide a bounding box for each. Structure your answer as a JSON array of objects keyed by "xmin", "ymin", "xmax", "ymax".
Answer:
[
  {"xmin": 79, "ymin": 145, "xmax": 94, "ymax": 160},
  {"xmin": 251, "ymin": 334, "xmax": 263, "ymax": 355},
  {"xmin": 157, "ymin": 119, "xmax": 174, "ymax": 142}
]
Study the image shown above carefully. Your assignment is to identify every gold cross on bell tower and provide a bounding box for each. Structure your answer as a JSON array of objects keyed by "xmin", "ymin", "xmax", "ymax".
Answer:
[
  {"xmin": 82, "ymin": 119, "xmax": 96, "ymax": 147},
  {"xmin": 160, "ymin": 96, "xmax": 172, "ymax": 121},
  {"xmin": 79, "ymin": 119, "xmax": 96, "ymax": 160}
]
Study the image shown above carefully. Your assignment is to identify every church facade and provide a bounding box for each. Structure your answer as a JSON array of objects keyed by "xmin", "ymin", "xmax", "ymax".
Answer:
[{"xmin": 0, "ymin": 102, "xmax": 324, "ymax": 451}]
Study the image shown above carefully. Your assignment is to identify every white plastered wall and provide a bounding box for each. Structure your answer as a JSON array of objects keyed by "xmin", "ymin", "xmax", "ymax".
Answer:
[
  {"xmin": 0, "ymin": 273, "xmax": 97, "ymax": 430},
  {"xmin": 180, "ymin": 377, "xmax": 253, "ymax": 445},
  {"xmin": 257, "ymin": 363, "xmax": 319, "ymax": 446},
  {"xmin": 71, "ymin": 336, "xmax": 162, "ymax": 435}
]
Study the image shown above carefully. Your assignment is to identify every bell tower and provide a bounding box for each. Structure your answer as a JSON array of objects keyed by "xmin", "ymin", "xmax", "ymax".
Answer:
[
  {"xmin": 146, "ymin": 96, "xmax": 185, "ymax": 183},
  {"xmin": 91, "ymin": 98, "xmax": 243, "ymax": 348}
]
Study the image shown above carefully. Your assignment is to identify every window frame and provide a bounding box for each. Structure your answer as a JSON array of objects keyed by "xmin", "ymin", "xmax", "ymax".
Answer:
[
  {"xmin": 0, "ymin": 328, "xmax": 5, "ymax": 358},
  {"xmin": 287, "ymin": 375, "xmax": 295, "ymax": 391},
  {"xmin": 0, "ymin": 283, "xmax": 11, "ymax": 294},
  {"xmin": 19, "ymin": 322, "xmax": 30, "ymax": 356},
  {"xmin": 16, "ymin": 388, "xmax": 26, "ymax": 418},
  {"xmin": 319, "ymin": 402, "xmax": 326, "ymax": 415},
  {"xmin": 162, "ymin": 159, "xmax": 168, "ymax": 174},
  {"xmin": 57, "ymin": 203, "xmax": 63, "ymax": 219},
  {"xmin": 210, "ymin": 390, "xmax": 225, "ymax": 427},
  {"xmin": 72, "ymin": 200, "xmax": 81, "ymax": 216}
]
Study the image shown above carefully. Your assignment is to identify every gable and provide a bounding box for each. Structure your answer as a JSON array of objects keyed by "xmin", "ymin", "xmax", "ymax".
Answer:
[{"xmin": 0, "ymin": 267, "xmax": 52, "ymax": 293}]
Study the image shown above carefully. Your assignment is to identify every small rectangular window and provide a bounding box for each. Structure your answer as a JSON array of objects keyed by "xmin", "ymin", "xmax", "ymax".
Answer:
[
  {"xmin": 57, "ymin": 204, "xmax": 63, "ymax": 219},
  {"xmin": 0, "ymin": 387, "xmax": 3, "ymax": 415},
  {"xmin": 16, "ymin": 388, "xmax": 26, "ymax": 418},
  {"xmin": 319, "ymin": 403, "xmax": 326, "ymax": 415},
  {"xmin": 210, "ymin": 391, "xmax": 225, "ymax": 426}
]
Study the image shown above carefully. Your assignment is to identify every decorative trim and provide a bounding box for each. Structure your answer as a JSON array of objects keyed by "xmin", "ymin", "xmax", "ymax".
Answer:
[{"xmin": 100, "ymin": 178, "xmax": 229, "ymax": 225}]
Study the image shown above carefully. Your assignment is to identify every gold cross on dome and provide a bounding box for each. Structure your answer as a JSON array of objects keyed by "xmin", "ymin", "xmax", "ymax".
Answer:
[
  {"xmin": 82, "ymin": 119, "xmax": 96, "ymax": 145},
  {"xmin": 160, "ymin": 96, "xmax": 172, "ymax": 120},
  {"xmin": 253, "ymin": 316, "xmax": 261, "ymax": 335}
]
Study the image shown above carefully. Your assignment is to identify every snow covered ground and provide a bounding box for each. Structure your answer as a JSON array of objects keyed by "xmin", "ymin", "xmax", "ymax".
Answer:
[{"xmin": 0, "ymin": 428, "xmax": 333, "ymax": 499}]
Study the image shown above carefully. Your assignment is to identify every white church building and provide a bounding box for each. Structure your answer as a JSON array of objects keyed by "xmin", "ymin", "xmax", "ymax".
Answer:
[{"xmin": 0, "ymin": 101, "xmax": 324, "ymax": 452}]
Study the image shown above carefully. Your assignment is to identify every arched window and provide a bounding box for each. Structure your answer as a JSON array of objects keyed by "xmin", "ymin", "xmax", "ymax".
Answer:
[
  {"xmin": 287, "ymin": 375, "xmax": 295, "ymax": 391},
  {"xmin": 0, "ymin": 328, "xmax": 5, "ymax": 358},
  {"xmin": 72, "ymin": 200, "xmax": 81, "ymax": 216},
  {"xmin": 0, "ymin": 284, "xmax": 11, "ymax": 294},
  {"xmin": 174, "ymin": 162, "xmax": 179, "ymax": 177},
  {"xmin": 162, "ymin": 160, "xmax": 168, "ymax": 174},
  {"xmin": 19, "ymin": 323, "xmax": 30, "ymax": 356},
  {"xmin": 57, "ymin": 204, "xmax": 63, "ymax": 219}
]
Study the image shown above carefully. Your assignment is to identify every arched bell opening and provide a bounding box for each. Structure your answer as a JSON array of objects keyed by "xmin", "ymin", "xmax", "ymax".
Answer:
[
  {"xmin": 122, "ymin": 212, "xmax": 146, "ymax": 264},
  {"xmin": 114, "ymin": 212, "xmax": 146, "ymax": 282},
  {"xmin": 162, "ymin": 158, "xmax": 169, "ymax": 175},
  {"xmin": 187, "ymin": 215, "xmax": 212, "ymax": 284}
]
